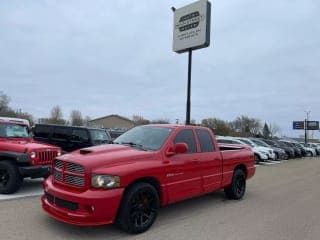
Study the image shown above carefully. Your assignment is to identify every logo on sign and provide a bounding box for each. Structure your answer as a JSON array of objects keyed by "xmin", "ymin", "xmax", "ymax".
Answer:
[{"xmin": 175, "ymin": 11, "xmax": 204, "ymax": 32}]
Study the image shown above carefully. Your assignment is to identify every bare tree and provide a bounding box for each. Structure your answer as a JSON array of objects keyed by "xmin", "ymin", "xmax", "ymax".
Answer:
[
  {"xmin": 269, "ymin": 122, "xmax": 281, "ymax": 138},
  {"xmin": 0, "ymin": 91, "xmax": 10, "ymax": 113},
  {"xmin": 151, "ymin": 118, "xmax": 170, "ymax": 124},
  {"xmin": 230, "ymin": 115, "xmax": 262, "ymax": 137},
  {"xmin": 201, "ymin": 118, "xmax": 233, "ymax": 136},
  {"xmin": 83, "ymin": 116, "xmax": 91, "ymax": 126},
  {"xmin": 132, "ymin": 115, "xmax": 150, "ymax": 126},
  {"xmin": 70, "ymin": 110, "xmax": 83, "ymax": 126},
  {"xmin": 48, "ymin": 105, "xmax": 66, "ymax": 125}
]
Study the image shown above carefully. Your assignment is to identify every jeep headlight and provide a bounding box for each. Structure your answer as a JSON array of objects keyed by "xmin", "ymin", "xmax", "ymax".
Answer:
[
  {"xmin": 57, "ymin": 150, "xmax": 62, "ymax": 156},
  {"xmin": 30, "ymin": 151, "xmax": 36, "ymax": 159},
  {"xmin": 91, "ymin": 175, "xmax": 120, "ymax": 189}
]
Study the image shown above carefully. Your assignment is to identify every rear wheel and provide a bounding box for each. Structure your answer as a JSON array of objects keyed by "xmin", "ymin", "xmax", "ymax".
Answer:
[
  {"xmin": 116, "ymin": 182, "xmax": 159, "ymax": 234},
  {"xmin": 306, "ymin": 151, "xmax": 313, "ymax": 157},
  {"xmin": 0, "ymin": 161, "xmax": 23, "ymax": 194},
  {"xmin": 224, "ymin": 169, "xmax": 246, "ymax": 200}
]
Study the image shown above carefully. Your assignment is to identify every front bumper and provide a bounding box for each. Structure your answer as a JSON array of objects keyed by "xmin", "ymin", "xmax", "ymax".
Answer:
[
  {"xmin": 41, "ymin": 176, "xmax": 124, "ymax": 226},
  {"xmin": 19, "ymin": 165, "xmax": 51, "ymax": 178}
]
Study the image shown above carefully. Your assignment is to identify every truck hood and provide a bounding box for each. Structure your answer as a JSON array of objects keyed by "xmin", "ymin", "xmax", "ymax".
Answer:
[
  {"xmin": 0, "ymin": 138, "xmax": 59, "ymax": 153},
  {"xmin": 58, "ymin": 144, "xmax": 156, "ymax": 170}
]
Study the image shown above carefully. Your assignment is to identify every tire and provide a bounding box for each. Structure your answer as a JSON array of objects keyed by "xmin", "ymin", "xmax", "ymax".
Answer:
[
  {"xmin": 275, "ymin": 153, "xmax": 279, "ymax": 161},
  {"xmin": 116, "ymin": 182, "xmax": 160, "ymax": 234},
  {"xmin": 254, "ymin": 154, "xmax": 261, "ymax": 164},
  {"xmin": 224, "ymin": 169, "xmax": 246, "ymax": 200},
  {"xmin": 0, "ymin": 161, "xmax": 23, "ymax": 194}
]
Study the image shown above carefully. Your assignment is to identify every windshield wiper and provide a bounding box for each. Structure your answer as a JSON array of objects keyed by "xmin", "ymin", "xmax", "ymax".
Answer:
[{"xmin": 117, "ymin": 141, "xmax": 147, "ymax": 151}]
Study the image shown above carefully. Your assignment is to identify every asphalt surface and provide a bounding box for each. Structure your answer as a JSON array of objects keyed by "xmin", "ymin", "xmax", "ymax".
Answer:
[{"xmin": 0, "ymin": 157, "xmax": 320, "ymax": 240}]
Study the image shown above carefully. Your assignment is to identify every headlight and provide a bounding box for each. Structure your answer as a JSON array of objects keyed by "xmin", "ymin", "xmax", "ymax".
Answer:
[
  {"xmin": 30, "ymin": 151, "xmax": 36, "ymax": 159},
  {"xmin": 91, "ymin": 175, "xmax": 120, "ymax": 189},
  {"xmin": 57, "ymin": 150, "xmax": 62, "ymax": 156}
]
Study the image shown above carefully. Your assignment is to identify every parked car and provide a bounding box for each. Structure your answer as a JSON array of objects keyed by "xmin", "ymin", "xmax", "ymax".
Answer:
[
  {"xmin": 304, "ymin": 143, "xmax": 320, "ymax": 155},
  {"xmin": 33, "ymin": 124, "xmax": 112, "ymax": 152},
  {"xmin": 108, "ymin": 129, "xmax": 126, "ymax": 140},
  {"xmin": 216, "ymin": 136, "xmax": 267, "ymax": 163},
  {"xmin": 279, "ymin": 140, "xmax": 302, "ymax": 158},
  {"xmin": 263, "ymin": 139, "xmax": 294, "ymax": 159},
  {"xmin": 0, "ymin": 118, "xmax": 61, "ymax": 194},
  {"xmin": 42, "ymin": 124, "xmax": 255, "ymax": 233},
  {"xmin": 250, "ymin": 138, "xmax": 287, "ymax": 160},
  {"xmin": 235, "ymin": 137, "xmax": 276, "ymax": 162}
]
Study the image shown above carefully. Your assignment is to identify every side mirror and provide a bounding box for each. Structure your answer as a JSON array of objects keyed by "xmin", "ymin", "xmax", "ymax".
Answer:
[{"xmin": 166, "ymin": 142, "xmax": 188, "ymax": 156}]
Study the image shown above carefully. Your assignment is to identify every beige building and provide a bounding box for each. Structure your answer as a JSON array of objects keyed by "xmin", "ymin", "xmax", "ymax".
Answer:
[{"xmin": 89, "ymin": 114, "xmax": 134, "ymax": 130}]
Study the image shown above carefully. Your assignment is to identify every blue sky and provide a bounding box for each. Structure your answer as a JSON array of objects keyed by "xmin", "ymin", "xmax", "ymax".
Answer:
[{"xmin": 1, "ymin": 0, "xmax": 319, "ymax": 137}]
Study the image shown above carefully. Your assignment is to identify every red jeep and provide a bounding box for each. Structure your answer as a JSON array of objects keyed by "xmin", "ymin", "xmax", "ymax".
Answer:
[{"xmin": 0, "ymin": 118, "xmax": 61, "ymax": 194}]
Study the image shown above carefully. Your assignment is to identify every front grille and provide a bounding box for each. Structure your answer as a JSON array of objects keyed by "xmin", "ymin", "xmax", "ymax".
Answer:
[
  {"xmin": 65, "ymin": 174, "xmax": 85, "ymax": 187},
  {"xmin": 38, "ymin": 150, "xmax": 58, "ymax": 165},
  {"xmin": 66, "ymin": 162, "xmax": 85, "ymax": 174},
  {"xmin": 53, "ymin": 159, "xmax": 86, "ymax": 188},
  {"xmin": 45, "ymin": 192, "xmax": 78, "ymax": 211}
]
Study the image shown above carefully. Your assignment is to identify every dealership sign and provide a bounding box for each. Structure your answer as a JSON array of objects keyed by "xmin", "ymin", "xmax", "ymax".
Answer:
[
  {"xmin": 293, "ymin": 121, "xmax": 319, "ymax": 130},
  {"xmin": 293, "ymin": 121, "xmax": 304, "ymax": 130},
  {"xmin": 173, "ymin": 0, "xmax": 211, "ymax": 53},
  {"xmin": 306, "ymin": 121, "xmax": 319, "ymax": 130}
]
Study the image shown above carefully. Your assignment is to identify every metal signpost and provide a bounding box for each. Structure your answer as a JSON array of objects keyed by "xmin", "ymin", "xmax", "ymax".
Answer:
[
  {"xmin": 293, "ymin": 120, "xmax": 319, "ymax": 144},
  {"xmin": 172, "ymin": 0, "xmax": 211, "ymax": 125}
]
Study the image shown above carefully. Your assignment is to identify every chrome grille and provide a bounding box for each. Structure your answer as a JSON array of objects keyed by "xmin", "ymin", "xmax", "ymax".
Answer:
[
  {"xmin": 55, "ymin": 159, "xmax": 64, "ymax": 169},
  {"xmin": 53, "ymin": 159, "xmax": 86, "ymax": 188},
  {"xmin": 65, "ymin": 174, "xmax": 85, "ymax": 187},
  {"xmin": 54, "ymin": 171, "xmax": 62, "ymax": 181},
  {"xmin": 66, "ymin": 162, "xmax": 85, "ymax": 174},
  {"xmin": 38, "ymin": 150, "xmax": 58, "ymax": 165}
]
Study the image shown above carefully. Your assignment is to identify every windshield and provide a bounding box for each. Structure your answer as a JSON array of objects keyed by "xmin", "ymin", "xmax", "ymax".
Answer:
[
  {"xmin": 238, "ymin": 139, "xmax": 255, "ymax": 147},
  {"xmin": 114, "ymin": 126, "xmax": 173, "ymax": 151},
  {"xmin": 89, "ymin": 129, "xmax": 110, "ymax": 144},
  {"xmin": 264, "ymin": 139, "xmax": 277, "ymax": 147},
  {"xmin": 251, "ymin": 139, "xmax": 270, "ymax": 147},
  {"xmin": 0, "ymin": 123, "xmax": 30, "ymax": 138}
]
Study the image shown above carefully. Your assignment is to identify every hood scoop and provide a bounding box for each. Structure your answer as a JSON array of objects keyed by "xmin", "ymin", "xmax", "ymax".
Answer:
[{"xmin": 79, "ymin": 149, "xmax": 92, "ymax": 155}]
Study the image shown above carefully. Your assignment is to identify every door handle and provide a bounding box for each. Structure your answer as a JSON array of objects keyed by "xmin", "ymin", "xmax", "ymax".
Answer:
[{"xmin": 191, "ymin": 159, "xmax": 200, "ymax": 163}]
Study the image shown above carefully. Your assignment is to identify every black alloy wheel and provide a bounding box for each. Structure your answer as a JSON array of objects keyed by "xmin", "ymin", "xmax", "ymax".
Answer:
[
  {"xmin": 116, "ymin": 182, "xmax": 159, "ymax": 234},
  {"xmin": 0, "ymin": 168, "xmax": 10, "ymax": 188},
  {"xmin": 234, "ymin": 174, "xmax": 246, "ymax": 198},
  {"xmin": 224, "ymin": 169, "xmax": 246, "ymax": 200},
  {"xmin": 0, "ymin": 161, "xmax": 22, "ymax": 194}
]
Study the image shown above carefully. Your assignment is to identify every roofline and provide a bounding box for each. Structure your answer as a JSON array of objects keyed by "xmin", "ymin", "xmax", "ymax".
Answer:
[{"xmin": 89, "ymin": 114, "xmax": 134, "ymax": 123}]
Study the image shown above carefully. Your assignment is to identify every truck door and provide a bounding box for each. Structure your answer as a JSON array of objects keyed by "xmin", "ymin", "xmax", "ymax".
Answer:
[
  {"xmin": 195, "ymin": 129, "xmax": 223, "ymax": 192},
  {"xmin": 165, "ymin": 129, "xmax": 202, "ymax": 203}
]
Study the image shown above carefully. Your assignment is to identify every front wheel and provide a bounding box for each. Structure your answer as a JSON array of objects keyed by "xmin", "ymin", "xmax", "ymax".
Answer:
[
  {"xmin": 254, "ymin": 154, "xmax": 261, "ymax": 164},
  {"xmin": 224, "ymin": 169, "xmax": 246, "ymax": 200},
  {"xmin": 0, "ymin": 161, "xmax": 23, "ymax": 194},
  {"xmin": 116, "ymin": 182, "xmax": 160, "ymax": 234}
]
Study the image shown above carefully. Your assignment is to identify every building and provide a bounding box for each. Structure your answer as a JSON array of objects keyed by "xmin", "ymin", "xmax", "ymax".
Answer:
[{"xmin": 89, "ymin": 114, "xmax": 134, "ymax": 130}]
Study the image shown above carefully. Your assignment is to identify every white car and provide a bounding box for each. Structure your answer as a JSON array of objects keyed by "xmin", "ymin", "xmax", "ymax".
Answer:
[
  {"xmin": 234, "ymin": 137, "xmax": 276, "ymax": 161},
  {"xmin": 216, "ymin": 136, "xmax": 269, "ymax": 163}
]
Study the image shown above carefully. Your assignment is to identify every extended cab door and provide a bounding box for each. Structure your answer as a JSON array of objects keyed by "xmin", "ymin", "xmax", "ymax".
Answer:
[
  {"xmin": 165, "ymin": 129, "xmax": 203, "ymax": 203},
  {"xmin": 195, "ymin": 129, "xmax": 223, "ymax": 192}
]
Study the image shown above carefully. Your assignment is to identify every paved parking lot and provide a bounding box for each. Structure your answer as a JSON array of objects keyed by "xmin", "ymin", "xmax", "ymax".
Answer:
[{"xmin": 1, "ymin": 157, "xmax": 320, "ymax": 240}]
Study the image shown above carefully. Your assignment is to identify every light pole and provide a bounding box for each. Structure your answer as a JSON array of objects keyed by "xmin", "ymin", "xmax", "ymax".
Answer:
[{"xmin": 304, "ymin": 110, "xmax": 311, "ymax": 144}]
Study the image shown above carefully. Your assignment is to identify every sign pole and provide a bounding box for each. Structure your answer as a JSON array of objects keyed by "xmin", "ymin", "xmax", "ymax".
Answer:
[
  {"xmin": 305, "ymin": 118, "xmax": 307, "ymax": 144},
  {"xmin": 186, "ymin": 49, "xmax": 192, "ymax": 125}
]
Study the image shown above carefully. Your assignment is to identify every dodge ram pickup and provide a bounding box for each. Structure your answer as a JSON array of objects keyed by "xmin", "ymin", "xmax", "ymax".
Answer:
[{"xmin": 42, "ymin": 124, "xmax": 255, "ymax": 233}]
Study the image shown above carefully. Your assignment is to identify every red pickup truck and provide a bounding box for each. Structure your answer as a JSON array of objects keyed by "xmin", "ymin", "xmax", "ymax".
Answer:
[{"xmin": 42, "ymin": 124, "xmax": 255, "ymax": 233}]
